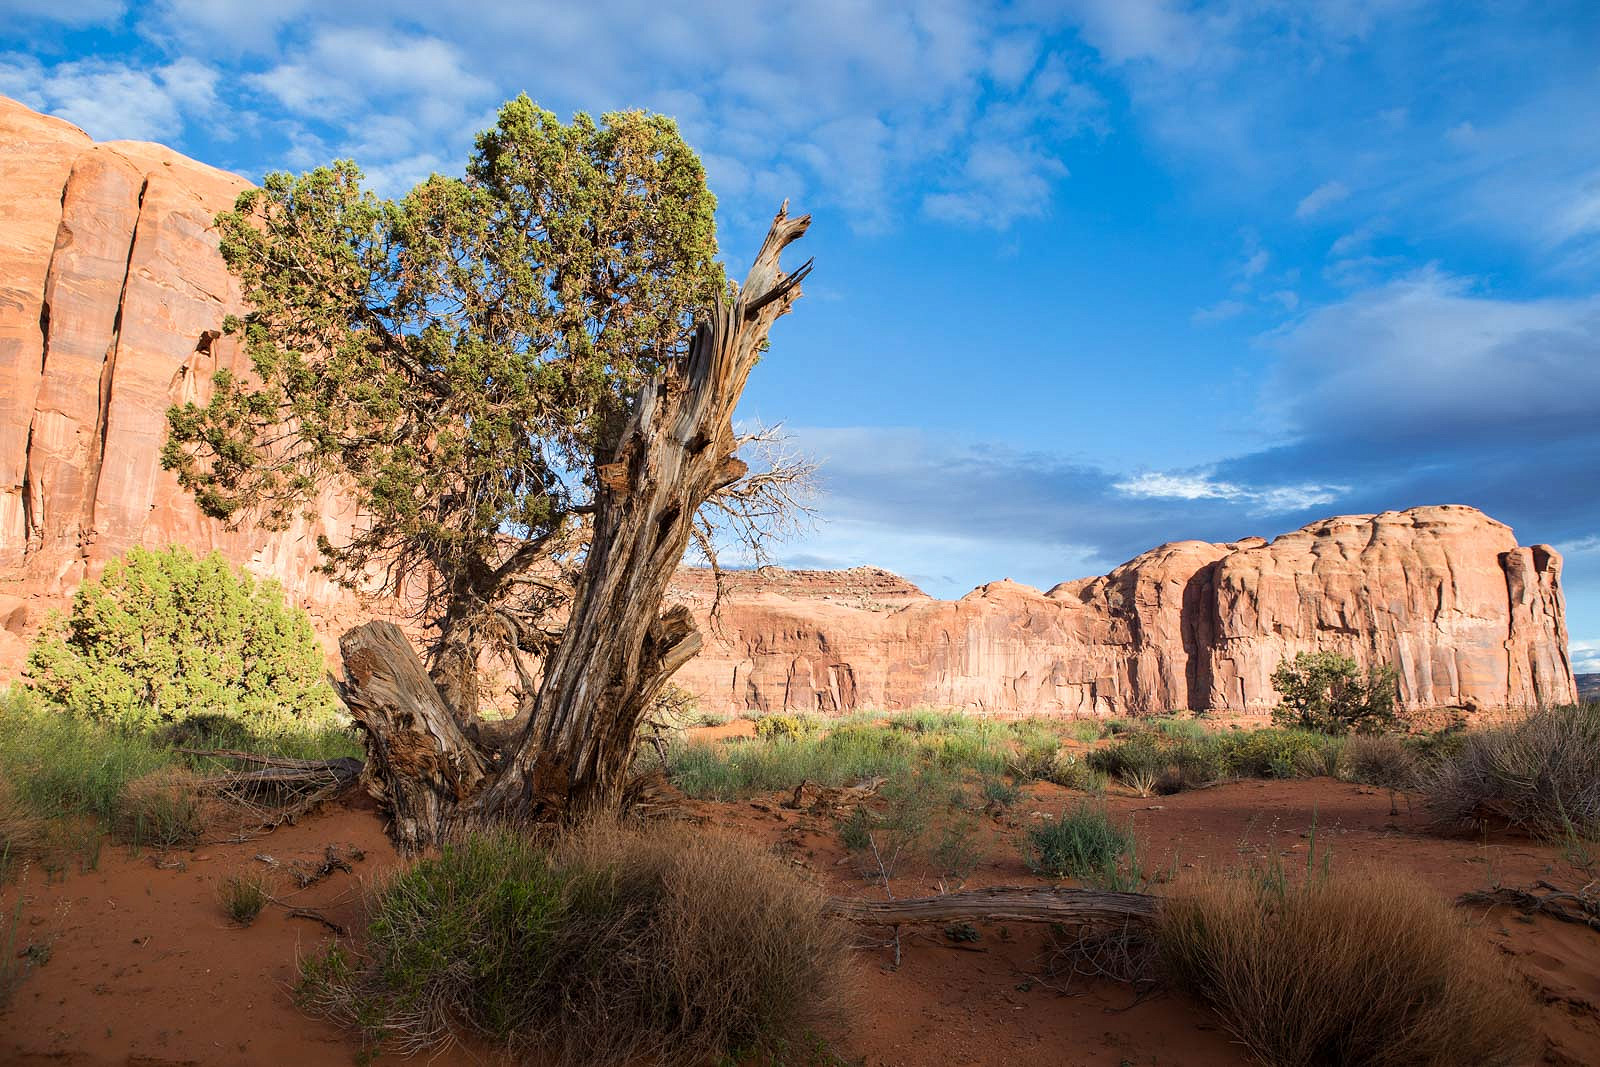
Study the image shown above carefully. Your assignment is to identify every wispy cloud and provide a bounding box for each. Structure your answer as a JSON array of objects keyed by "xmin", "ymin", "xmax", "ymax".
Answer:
[{"xmin": 1295, "ymin": 179, "xmax": 1349, "ymax": 218}]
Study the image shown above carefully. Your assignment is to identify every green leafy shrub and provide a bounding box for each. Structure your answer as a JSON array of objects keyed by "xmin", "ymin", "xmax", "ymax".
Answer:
[
  {"xmin": 1157, "ymin": 870, "xmax": 1533, "ymax": 1066},
  {"xmin": 298, "ymin": 822, "xmax": 854, "ymax": 1065},
  {"xmin": 1428, "ymin": 704, "xmax": 1600, "ymax": 839},
  {"xmin": 1270, "ymin": 651, "xmax": 1399, "ymax": 734},
  {"xmin": 1023, "ymin": 802, "xmax": 1134, "ymax": 881},
  {"xmin": 28, "ymin": 546, "xmax": 338, "ymax": 733},
  {"xmin": 752, "ymin": 713, "xmax": 817, "ymax": 741}
]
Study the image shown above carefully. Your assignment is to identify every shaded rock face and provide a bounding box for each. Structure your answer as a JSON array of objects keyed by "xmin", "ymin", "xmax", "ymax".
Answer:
[
  {"xmin": 0, "ymin": 96, "xmax": 362, "ymax": 670},
  {"xmin": 671, "ymin": 506, "xmax": 1577, "ymax": 716}
]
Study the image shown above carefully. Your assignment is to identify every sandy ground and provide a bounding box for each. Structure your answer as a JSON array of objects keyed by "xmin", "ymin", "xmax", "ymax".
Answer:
[{"xmin": 3, "ymin": 777, "xmax": 1598, "ymax": 1066}]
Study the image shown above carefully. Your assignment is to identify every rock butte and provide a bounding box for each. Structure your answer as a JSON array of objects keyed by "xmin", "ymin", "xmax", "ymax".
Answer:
[{"xmin": 0, "ymin": 96, "xmax": 1577, "ymax": 716}]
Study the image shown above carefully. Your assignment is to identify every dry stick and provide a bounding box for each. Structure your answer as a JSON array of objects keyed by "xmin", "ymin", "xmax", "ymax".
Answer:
[{"xmin": 1457, "ymin": 884, "xmax": 1600, "ymax": 933}]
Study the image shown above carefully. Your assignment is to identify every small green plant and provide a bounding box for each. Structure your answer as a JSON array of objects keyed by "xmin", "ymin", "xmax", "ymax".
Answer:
[
  {"xmin": 27, "ymin": 545, "xmax": 339, "ymax": 734},
  {"xmin": 931, "ymin": 816, "xmax": 982, "ymax": 884},
  {"xmin": 979, "ymin": 776, "xmax": 1021, "ymax": 809},
  {"xmin": 1023, "ymin": 802, "xmax": 1134, "ymax": 880},
  {"xmin": 753, "ymin": 713, "xmax": 818, "ymax": 741},
  {"xmin": 220, "ymin": 871, "xmax": 272, "ymax": 925},
  {"xmin": 1270, "ymin": 651, "xmax": 1399, "ymax": 735}
]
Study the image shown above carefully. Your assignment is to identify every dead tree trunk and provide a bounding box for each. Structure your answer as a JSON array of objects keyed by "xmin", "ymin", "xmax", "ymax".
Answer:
[{"xmin": 337, "ymin": 205, "xmax": 813, "ymax": 849}]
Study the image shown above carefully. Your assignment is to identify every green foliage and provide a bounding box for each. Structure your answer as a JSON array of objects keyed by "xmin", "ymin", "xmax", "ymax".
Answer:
[
  {"xmin": 1023, "ymin": 802, "xmax": 1135, "ymax": 881},
  {"xmin": 0, "ymin": 687, "xmax": 174, "ymax": 825},
  {"xmin": 1088, "ymin": 725, "xmax": 1345, "ymax": 793},
  {"xmin": 297, "ymin": 824, "xmax": 852, "ymax": 1065},
  {"xmin": 164, "ymin": 95, "xmax": 725, "ymax": 638},
  {"xmin": 753, "ymin": 713, "xmax": 817, "ymax": 741},
  {"xmin": 1270, "ymin": 651, "xmax": 1400, "ymax": 734},
  {"xmin": 27, "ymin": 546, "xmax": 337, "ymax": 734},
  {"xmin": 979, "ymin": 775, "xmax": 1021, "ymax": 808}
]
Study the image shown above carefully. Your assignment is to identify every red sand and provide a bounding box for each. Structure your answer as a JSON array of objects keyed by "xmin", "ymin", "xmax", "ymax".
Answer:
[{"xmin": 4, "ymin": 780, "xmax": 1597, "ymax": 1066}]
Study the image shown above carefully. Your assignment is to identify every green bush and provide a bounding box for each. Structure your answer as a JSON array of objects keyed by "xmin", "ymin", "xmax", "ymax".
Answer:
[
  {"xmin": 298, "ymin": 823, "xmax": 853, "ymax": 1064},
  {"xmin": 1023, "ymin": 802, "xmax": 1134, "ymax": 881},
  {"xmin": 752, "ymin": 713, "xmax": 816, "ymax": 741},
  {"xmin": 1270, "ymin": 651, "xmax": 1399, "ymax": 735},
  {"xmin": 28, "ymin": 546, "xmax": 338, "ymax": 733}
]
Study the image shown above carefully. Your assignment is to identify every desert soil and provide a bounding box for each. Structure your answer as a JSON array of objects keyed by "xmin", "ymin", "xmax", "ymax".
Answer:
[{"xmin": 3, "ymin": 774, "xmax": 1598, "ymax": 1067}]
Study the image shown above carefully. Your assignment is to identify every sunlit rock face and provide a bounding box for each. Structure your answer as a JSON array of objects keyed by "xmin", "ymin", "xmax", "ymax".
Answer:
[
  {"xmin": 0, "ymin": 98, "xmax": 1576, "ymax": 716},
  {"xmin": 0, "ymin": 96, "xmax": 363, "ymax": 672},
  {"xmin": 669, "ymin": 506, "xmax": 1577, "ymax": 716}
]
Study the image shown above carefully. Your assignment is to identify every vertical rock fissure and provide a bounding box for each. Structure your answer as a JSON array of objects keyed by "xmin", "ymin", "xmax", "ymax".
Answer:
[{"xmin": 83, "ymin": 176, "xmax": 147, "ymax": 556}]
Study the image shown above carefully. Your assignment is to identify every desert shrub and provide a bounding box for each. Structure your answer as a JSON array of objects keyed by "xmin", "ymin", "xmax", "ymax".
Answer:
[
  {"xmin": 752, "ymin": 712, "xmax": 817, "ymax": 741},
  {"xmin": 979, "ymin": 775, "xmax": 1021, "ymax": 809},
  {"xmin": 220, "ymin": 871, "xmax": 271, "ymax": 925},
  {"xmin": 0, "ymin": 781, "xmax": 47, "ymax": 881},
  {"xmin": 1153, "ymin": 716, "xmax": 1208, "ymax": 742},
  {"xmin": 299, "ymin": 822, "xmax": 853, "ymax": 1064},
  {"xmin": 114, "ymin": 768, "xmax": 216, "ymax": 848},
  {"xmin": 1157, "ymin": 870, "xmax": 1533, "ymax": 1066},
  {"xmin": 1428, "ymin": 704, "xmax": 1600, "ymax": 839},
  {"xmin": 1270, "ymin": 651, "xmax": 1399, "ymax": 735},
  {"xmin": 931, "ymin": 816, "xmax": 982, "ymax": 884},
  {"xmin": 1339, "ymin": 733, "xmax": 1415, "ymax": 788},
  {"xmin": 1023, "ymin": 802, "xmax": 1134, "ymax": 881},
  {"xmin": 27, "ymin": 545, "xmax": 338, "ymax": 734}
]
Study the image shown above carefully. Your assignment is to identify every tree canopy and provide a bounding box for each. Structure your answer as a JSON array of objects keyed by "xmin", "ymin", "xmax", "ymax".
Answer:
[{"xmin": 164, "ymin": 96, "xmax": 728, "ymax": 711}]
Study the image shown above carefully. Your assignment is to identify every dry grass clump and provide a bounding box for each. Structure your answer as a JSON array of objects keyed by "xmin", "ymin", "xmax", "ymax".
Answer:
[
  {"xmin": 114, "ymin": 768, "xmax": 219, "ymax": 849},
  {"xmin": 0, "ymin": 781, "xmax": 48, "ymax": 878},
  {"xmin": 1428, "ymin": 703, "xmax": 1600, "ymax": 839},
  {"xmin": 1338, "ymin": 733, "xmax": 1415, "ymax": 788},
  {"xmin": 219, "ymin": 871, "xmax": 272, "ymax": 926},
  {"xmin": 298, "ymin": 820, "xmax": 855, "ymax": 1065},
  {"xmin": 1156, "ymin": 870, "xmax": 1534, "ymax": 1067}
]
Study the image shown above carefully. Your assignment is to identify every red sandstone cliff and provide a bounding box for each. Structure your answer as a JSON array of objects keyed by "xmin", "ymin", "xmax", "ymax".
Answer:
[
  {"xmin": 0, "ymin": 97, "xmax": 1578, "ymax": 716},
  {"xmin": 671, "ymin": 506, "xmax": 1577, "ymax": 715},
  {"xmin": 0, "ymin": 96, "xmax": 362, "ymax": 670}
]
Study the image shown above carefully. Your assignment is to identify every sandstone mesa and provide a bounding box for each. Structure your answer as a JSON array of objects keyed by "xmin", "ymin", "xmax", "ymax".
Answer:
[{"xmin": 0, "ymin": 96, "xmax": 1577, "ymax": 717}]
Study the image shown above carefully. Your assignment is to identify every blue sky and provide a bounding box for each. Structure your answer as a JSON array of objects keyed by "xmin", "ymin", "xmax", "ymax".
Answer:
[{"xmin": 4, "ymin": 1, "xmax": 1599, "ymax": 671}]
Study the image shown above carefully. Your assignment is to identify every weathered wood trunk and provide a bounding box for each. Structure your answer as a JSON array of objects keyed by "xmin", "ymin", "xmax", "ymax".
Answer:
[{"xmin": 337, "ymin": 206, "xmax": 812, "ymax": 849}]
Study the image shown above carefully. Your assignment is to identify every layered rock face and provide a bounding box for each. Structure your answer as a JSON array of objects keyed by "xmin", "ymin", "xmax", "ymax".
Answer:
[
  {"xmin": 671, "ymin": 506, "xmax": 1577, "ymax": 715},
  {"xmin": 0, "ymin": 97, "xmax": 361, "ymax": 669}
]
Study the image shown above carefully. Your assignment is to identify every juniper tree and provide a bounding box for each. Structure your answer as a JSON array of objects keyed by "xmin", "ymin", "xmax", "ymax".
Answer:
[
  {"xmin": 165, "ymin": 96, "xmax": 724, "ymax": 720},
  {"xmin": 165, "ymin": 96, "xmax": 816, "ymax": 840}
]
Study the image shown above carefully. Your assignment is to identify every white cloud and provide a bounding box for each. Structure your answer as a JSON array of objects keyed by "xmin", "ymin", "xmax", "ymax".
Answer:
[
  {"xmin": 1570, "ymin": 639, "xmax": 1600, "ymax": 674},
  {"xmin": 1264, "ymin": 267, "xmax": 1600, "ymax": 436},
  {"xmin": 0, "ymin": 54, "xmax": 220, "ymax": 141},
  {"xmin": 1295, "ymin": 179, "xmax": 1350, "ymax": 218},
  {"xmin": 1113, "ymin": 471, "xmax": 1346, "ymax": 513}
]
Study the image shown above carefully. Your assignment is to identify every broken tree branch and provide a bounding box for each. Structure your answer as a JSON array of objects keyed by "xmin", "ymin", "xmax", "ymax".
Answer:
[{"xmin": 826, "ymin": 885, "xmax": 1161, "ymax": 927}]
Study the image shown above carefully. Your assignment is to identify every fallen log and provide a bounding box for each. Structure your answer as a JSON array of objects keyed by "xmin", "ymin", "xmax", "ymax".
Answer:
[{"xmin": 826, "ymin": 885, "xmax": 1161, "ymax": 927}]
